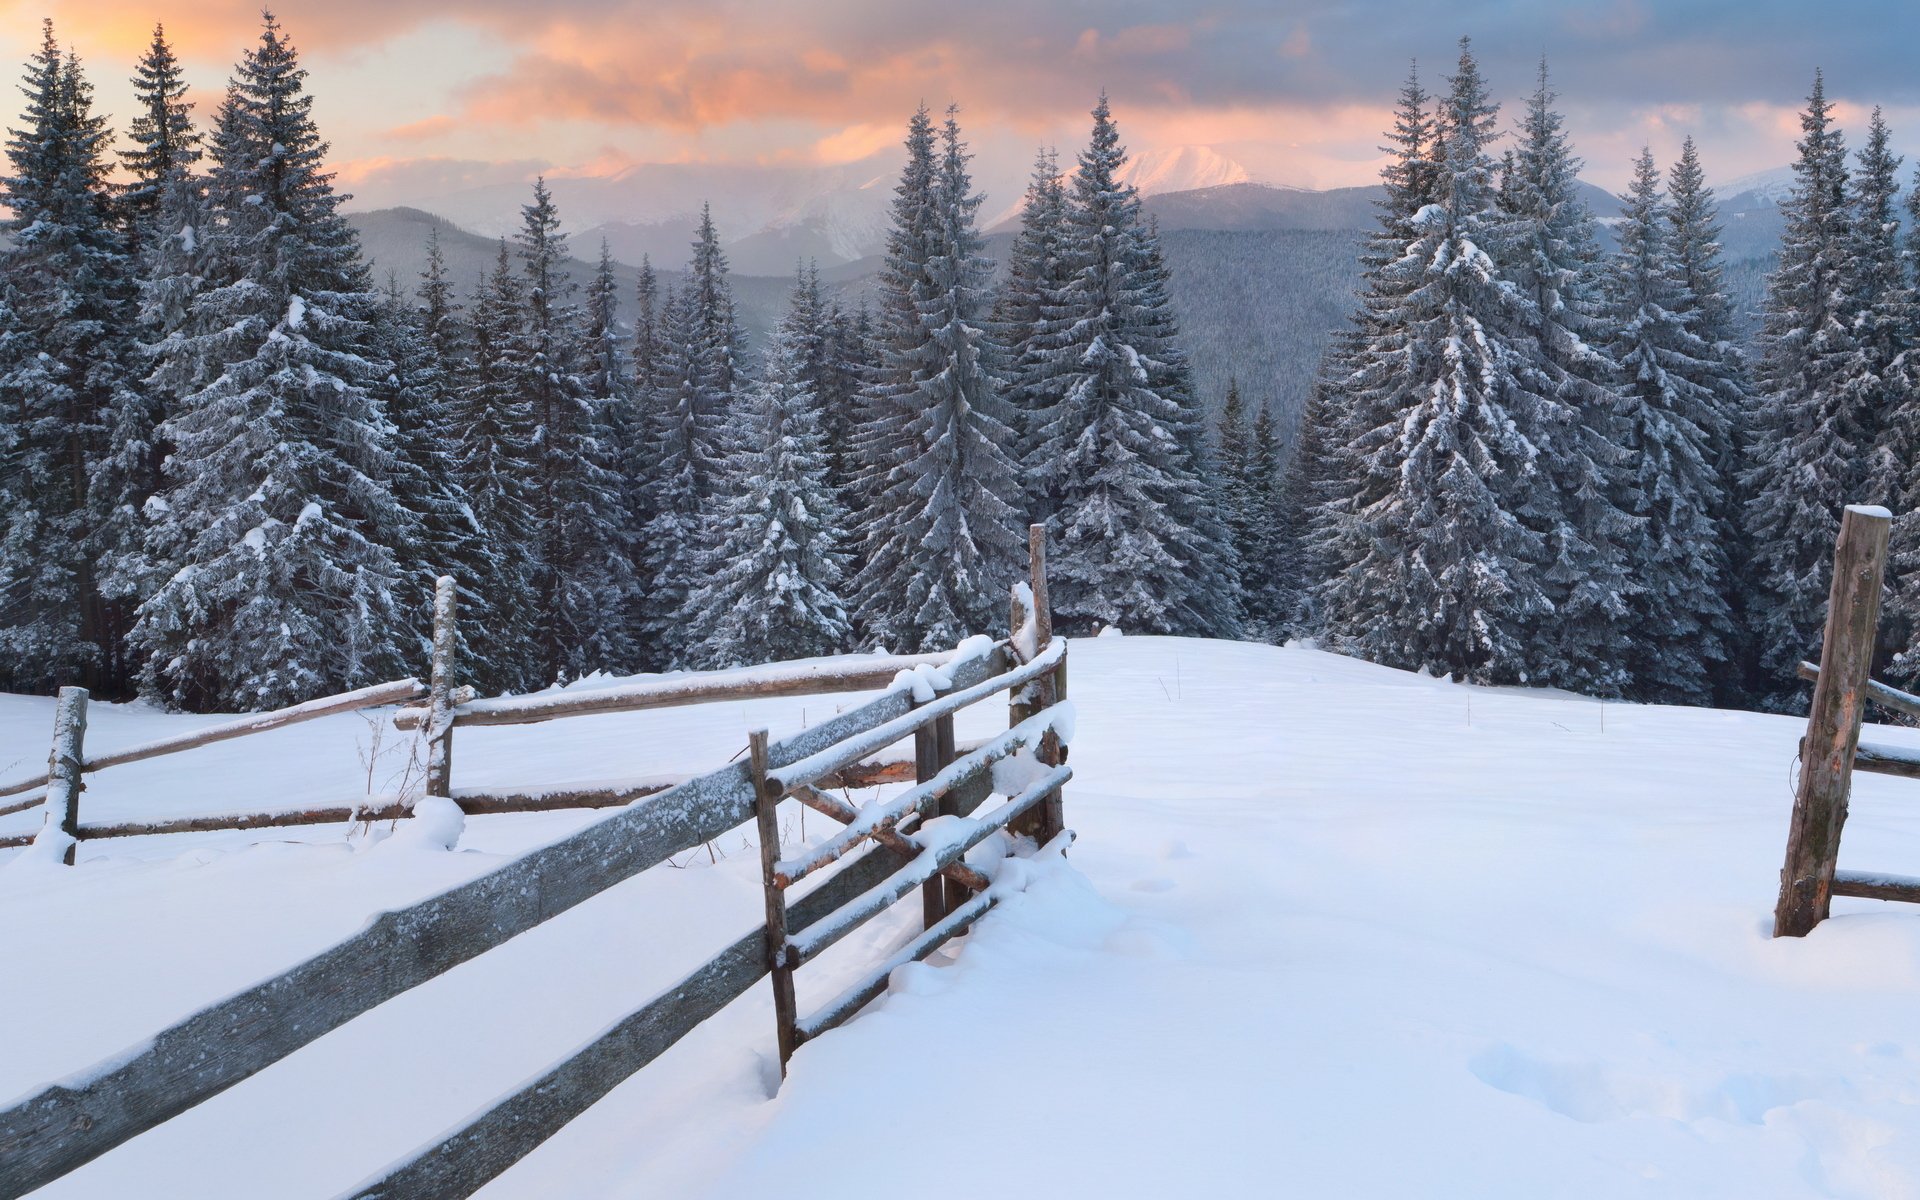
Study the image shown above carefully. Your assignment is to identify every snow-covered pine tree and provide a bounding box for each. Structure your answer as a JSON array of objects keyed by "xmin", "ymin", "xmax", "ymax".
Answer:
[
  {"xmin": 680, "ymin": 310, "xmax": 852, "ymax": 667},
  {"xmin": 684, "ymin": 202, "xmax": 747, "ymax": 443},
  {"xmin": 1315, "ymin": 39, "xmax": 1555, "ymax": 684},
  {"xmin": 816, "ymin": 291, "xmax": 872, "ymax": 536},
  {"xmin": 1246, "ymin": 401, "xmax": 1292, "ymax": 638},
  {"xmin": 448, "ymin": 241, "xmax": 542, "ymax": 693},
  {"xmin": 1661, "ymin": 136, "xmax": 1759, "ymax": 701},
  {"xmin": 621, "ymin": 254, "xmax": 664, "ymax": 663},
  {"xmin": 1890, "ymin": 162, "xmax": 1920, "ymax": 685},
  {"xmin": 1306, "ymin": 63, "xmax": 1439, "ymax": 642},
  {"xmin": 1502, "ymin": 59, "xmax": 1637, "ymax": 696},
  {"xmin": 995, "ymin": 147, "xmax": 1070, "ymax": 519},
  {"xmin": 779, "ymin": 260, "xmax": 863, "ymax": 529},
  {"xmin": 128, "ymin": 14, "xmax": 417, "ymax": 710},
  {"xmin": 1846, "ymin": 111, "xmax": 1911, "ymax": 511},
  {"xmin": 641, "ymin": 211, "xmax": 747, "ymax": 664},
  {"xmin": 1742, "ymin": 72, "xmax": 1864, "ymax": 707},
  {"xmin": 852, "ymin": 106, "xmax": 1025, "ymax": 651},
  {"xmin": 1214, "ymin": 377, "xmax": 1255, "ymax": 564},
  {"xmin": 119, "ymin": 23, "xmax": 200, "ymax": 244},
  {"xmin": 850, "ymin": 106, "xmax": 939, "ymax": 549},
  {"xmin": 1603, "ymin": 147, "xmax": 1735, "ymax": 704},
  {"xmin": 514, "ymin": 181, "xmax": 637, "ymax": 680},
  {"xmin": 1029, "ymin": 95, "xmax": 1239, "ymax": 637},
  {"xmin": 1134, "ymin": 214, "xmax": 1244, "ymax": 635},
  {"xmin": 363, "ymin": 234, "xmax": 503, "ymax": 688},
  {"xmin": 1214, "ymin": 378, "xmax": 1282, "ymax": 631},
  {"xmin": 0, "ymin": 25, "xmax": 140, "ymax": 694}
]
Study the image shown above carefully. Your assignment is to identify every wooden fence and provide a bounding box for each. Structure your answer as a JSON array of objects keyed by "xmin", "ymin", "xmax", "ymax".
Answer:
[
  {"xmin": 0, "ymin": 579, "xmax": 966, "ymax": 857},
  {"xmin": 1772, "ymin": 503, "xmax": 1920, "ymax": 936},
  {"xmin": 0, "ymin": 527, "xmax": 1073, "ymax": 1200}
]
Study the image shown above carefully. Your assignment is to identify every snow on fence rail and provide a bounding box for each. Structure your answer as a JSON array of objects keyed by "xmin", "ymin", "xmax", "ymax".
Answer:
[
  {"xmin": 0, "ymin": 578, "xmax": 983, "ymax": 856},
  {"xmin": 0, "ymin": 526, "xmax": 1073, "ymax": 1200},
  {"xmin": 1772, "ymin": 504, "xmax": 1920, "ymax": 936}
]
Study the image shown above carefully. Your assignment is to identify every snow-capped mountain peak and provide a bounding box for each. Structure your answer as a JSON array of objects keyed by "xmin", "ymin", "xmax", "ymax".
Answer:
[{"xmin": 1117, "ymin": 145, "xmax": 1253, "ymax": 195}]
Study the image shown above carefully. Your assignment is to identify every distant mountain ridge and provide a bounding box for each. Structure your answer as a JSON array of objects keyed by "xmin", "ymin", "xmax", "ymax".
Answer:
[{"xmin": 344, "ymin": 171, "xmax": 1790, "ymax": 454}]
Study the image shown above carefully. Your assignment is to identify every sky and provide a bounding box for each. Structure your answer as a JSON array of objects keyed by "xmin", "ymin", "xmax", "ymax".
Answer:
[{"xmin": 5, "ymin": 0, "xmax": 1920, "ymax": 214}]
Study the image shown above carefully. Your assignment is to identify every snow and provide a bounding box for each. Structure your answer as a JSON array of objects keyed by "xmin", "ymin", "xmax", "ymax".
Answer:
[{"xmin": 7, "ymin": 637, "xmax": 1920, "ymax": 1197}]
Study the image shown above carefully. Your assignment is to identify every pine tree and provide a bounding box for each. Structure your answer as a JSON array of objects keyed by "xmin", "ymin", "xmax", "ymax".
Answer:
[
  {"xmin": 851, "ymin": 106, "xmax": 940, "ymax": 545},
  {"xmin": 1664, "ymin": 136, "xmax": 1759, "ymax": 701},
  {"xmin": 449, "ymin": 241, "xmax": 542, "ymax": 692},
  {"xmin": 1315, "ymin": 39, "xmax": 1556, "ymax": 684},
  {"xmin": 1603, "ymin": 148, "xmax": 1734, "ymax": 703},
  {"xmin": 1030, "ymin": 95, "xmax": 1239, "ymax": 636},
  {"xmin": 1306, "ymin": 63, "xmax": 1439, "ymax": 642},
  {"xmin": 1743, "ymin": 72, "xmax": 1863, "ymax": 707},
  {"xmin": 1847, "ymin": 110, "xmax": 1911, "ymax": 510},
  {"xmin": 1214, "ymin": 377, "xmax": 1255, "ymax": 561},
  {"xmin": 816, "ymin": 293, "xmax": 872, "ymax": 534},
  {"xmin": 1246, "ymin": 402, "xmax": 1291, "ymax": 637},
  {"xmin": 1502, "ymin": 59, "xmax": 1637, "ymax": 695},
  {"xmin": 995, "ymin": 147, "xmax": 1070, "ymax": 518},
  {"xmin": 514, "ymin": 181, "xmax": 636, "ymax": 680},
  {"xmin": 129, "ymin": 14, "xmax": 416, "ymax": 710},
  {"xmin": 642, "ymin": 210, "xmax": 747, "ymax": 663},
  {"xmin": 0, "ymin": 25, "xmax": 140, "ymax": 694},
  {"xmin": 622, "ymin": 254, "xmax": 664, "ymax": 663},
  {"xmin": 119, "ymin": 23, "xmax": 200, "ymax": 242},
  {"xmin": 853, "ymin": 107, "xmax": 1025, "ymax": 650},
  {"xmin": 681, "ymin": 312, "xmax": 852, "ymax": 667},
  {"xmin": 1893, "ymin": 162, "xmax": 1920, "ymax": 685}
]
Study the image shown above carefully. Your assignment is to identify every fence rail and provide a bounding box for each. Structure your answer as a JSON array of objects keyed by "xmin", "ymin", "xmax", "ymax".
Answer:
[
  {"xmin": 0, "ymin": 576, "xmax": 986, "ymax": 857},
  {"xmin": 0, "ymin": 526, "xmax": 1075, "ymax": 1200}
]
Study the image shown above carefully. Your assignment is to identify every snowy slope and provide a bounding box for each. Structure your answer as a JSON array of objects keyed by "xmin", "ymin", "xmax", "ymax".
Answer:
[{"xmin": 6, "ymin": 637, "xmax": 1920, "ymax": 1198}]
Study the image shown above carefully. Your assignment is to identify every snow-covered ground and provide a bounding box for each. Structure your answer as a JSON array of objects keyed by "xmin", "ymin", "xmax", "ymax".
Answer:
[{"xmin": 7, "ymin": 636, "xmax": 1920, "ymax": 1198}]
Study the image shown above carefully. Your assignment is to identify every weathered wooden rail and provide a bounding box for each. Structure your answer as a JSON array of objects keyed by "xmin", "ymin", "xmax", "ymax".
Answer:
[
  {"xmin": 0, "ymin": 577, "xmax": 980, "ymax": 855},
  {"xmin": 1772, "ymin": 503, "xmax": 1920, "ymax": 935},
  {"xmin": 0, "ymin": 529, "xmax": 1074, "ymax": 1200}
]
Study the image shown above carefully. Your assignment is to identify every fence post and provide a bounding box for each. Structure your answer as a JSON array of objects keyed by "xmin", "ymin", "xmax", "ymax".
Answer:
[
  {"xmin": 1008, "ymin": 525, "xmax": 1066, "ymax": 845},
  {"xmin": 751, "ymin": 729, "xmax": 799, "ymax": 1076},
  {"xmin": 1774, "ymin": 504, "xmax": 1891, "ymax": 937},
  {"xmin": 915, "ymin": 717, "xmax": 945, "ymax": 928},
  {"xmin": 425, "ymin": 575, "xmax": 458, "ymax": 800},
  {"xmin": 43, "ymin": 686, "xmax": 89, "ymax": 866},
  {"xmin": 1029, "ymin": 525, "xmax": 1066, "ymax": 844}
]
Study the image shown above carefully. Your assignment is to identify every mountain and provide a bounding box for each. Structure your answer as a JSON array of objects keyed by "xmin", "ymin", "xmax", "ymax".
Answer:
[
  {"xmin": 346, "ymin": 166, "xmax": 1793, "ymax": 461},
  {"xmin": 1118, "ymin": 145, "xmax": 1253, "ymax": 195}
]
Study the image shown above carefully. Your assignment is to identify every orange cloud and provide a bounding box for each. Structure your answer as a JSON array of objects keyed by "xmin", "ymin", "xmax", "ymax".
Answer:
[{"xmin": 384, "ymin": 114, "xmax": 458, "ymax": 141}]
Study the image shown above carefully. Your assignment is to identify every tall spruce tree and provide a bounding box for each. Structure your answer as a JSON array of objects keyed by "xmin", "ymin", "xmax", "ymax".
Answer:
[
  {"xmin": 449, "ymin": 241, "xmax": 542, "ymax": 692},
  {"xmin": 1604, "ymin": 148, "xmax": 1734, "ymax": 703},
  {"xmin": 995, "ymin": 147, "xmax": 1070, "ymax": 518},
  {"xmin": 0, "ymin": 25, "xmax": 140, "ymax": 694},
  {"xmin": 852, "ymin": 107, "xmax": 1025, "ymax": 651},
  {"xmin": 621, "ymin": 254, "xmax": 664, "ymax": 663},
  {"xmin": 1031, "ymin": 95, "xmax": 1239, "ymax": 636},
  {"xmin": 643, "ymin": 211, "xmax": 746, "ymax": 663},
  {"xmin": 1743, "ymin": 71, "xmax": 1864, "ymax": 707},
  {"xmin": 681, "ymin": 309, "xmax": 852, "ymax": 667},
  {"xmin": 120, "ymin": 23, "xmax": 200, "ymax": 242},
  {"xmin": 1315, "ymin": 40, "xmax": 1556, "ymax": 684},
  {"xmin": 1846, "ymin": 110, "xmax": 1912, "ymax": 511},
  {"xmin": 1665, "ymin": 136, "xmax": 1758, "ymax": 701},
  {"xmin": 129, "ymin": 14, "xmax": 416, "ymax": 710},
  {"xmin": 1891, "ymin": 163, "xmax": 1920, "ymax": 684},
  {"xmin": 1306, "ymin": 63, "xmax": 1439, "ymax": 642},
  {"xmin": 1247, "ymin": 401, "xmax": 1291, "ymax": 637},
  {"xmin": 1502, "ymin": 59, "xmax": 1636, "ymax": 695},
  {"xmin": 513, "ymin": 181, "xmax": 636, "ymax": 680}
]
